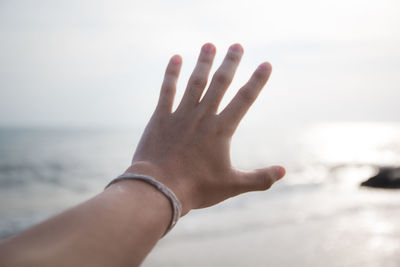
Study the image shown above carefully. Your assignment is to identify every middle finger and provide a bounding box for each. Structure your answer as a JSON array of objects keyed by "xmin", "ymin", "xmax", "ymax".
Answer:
[{"xmin": 198, "ymin": 43, "xmax": 244, "ymax": 114}]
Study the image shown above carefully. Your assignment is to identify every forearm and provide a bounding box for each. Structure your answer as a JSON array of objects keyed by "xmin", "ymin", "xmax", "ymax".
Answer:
[
  {"xmin": 0, "ymin": 171, "xmax": 172, "ymax": 267},
  {"xmin": 0, "ymin": 43, "xmax": 285, "ymax": 267}
]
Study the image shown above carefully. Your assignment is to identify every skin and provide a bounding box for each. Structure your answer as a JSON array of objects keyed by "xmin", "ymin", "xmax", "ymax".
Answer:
[{"xmin": 0, "ymin": 43, "xmax": 285, "ymax": 267}]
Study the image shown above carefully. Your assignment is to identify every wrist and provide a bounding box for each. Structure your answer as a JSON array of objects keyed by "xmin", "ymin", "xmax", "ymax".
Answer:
[
  {"xmin": 124, "ymin": 161, "xmax": 194, "ymax": 215},
  {"xmin": 104, "ymin": 178, "xmax": 173, "ymax": 239}
]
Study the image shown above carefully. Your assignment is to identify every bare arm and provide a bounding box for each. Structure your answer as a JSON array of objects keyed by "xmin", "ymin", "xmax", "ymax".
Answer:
[{"xmin": 0, "ymin": 43, "xmax": 285, "ymax": 267}]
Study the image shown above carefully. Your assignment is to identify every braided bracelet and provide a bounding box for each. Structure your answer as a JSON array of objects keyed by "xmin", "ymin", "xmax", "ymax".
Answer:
[{"xmin": 105, "ymin": 173, "xmax": 182, "ymax": 236}]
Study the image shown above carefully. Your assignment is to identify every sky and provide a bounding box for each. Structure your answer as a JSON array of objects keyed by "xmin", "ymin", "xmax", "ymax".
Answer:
[{"xmin": 0, "ymin": 0, "xmax": 399, "ymax": 128}]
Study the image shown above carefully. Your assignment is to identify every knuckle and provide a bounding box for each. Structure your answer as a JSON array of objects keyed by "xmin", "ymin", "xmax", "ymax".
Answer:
[
  {"xmin": 165, "ymin": 67, "xmax": 178, "ymax": 77},
  {"xmin": 238, "ymin": 88, "xmax": 256, "ymax": 104},
  {"xmin": 162, "ymin": 85, "xmax": 174, "ymax": 96},
  {"xmin": 216, "ymin": 127, "xmax": 231, "ymax": 138},
  {"xmin": 213, "ymin": 123, "xmax": 226, "ymax": 136},
  {"xmin": 226, "ymin": 52, "xmax": 239, "ymax": 62},
  {"xmin": 190, "ymin": 75, "xmax": 207, "ymax": 88},
  {"xmin": 259, "ymin": 173, "xmax": 273, "ymax": 190},
  {"xmin": 214, "ymin": 120, "xmax": 233, "ymax": 137},
  {"xmin": 186, "ymin": 89, "xmax": 199, "ymax": 101},
  {"xmin": 261, "ymin": 179, "xmax": 273, "ymax": 190},
  {"xmin": 214, "ymin": 71, "xmax": 230, "ymax": 86}
]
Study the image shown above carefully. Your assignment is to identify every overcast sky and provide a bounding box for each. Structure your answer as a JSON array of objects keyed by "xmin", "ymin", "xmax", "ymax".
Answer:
[{"xmin": 0, "ymin": 0, "xmax": 399, "ymax": 127}]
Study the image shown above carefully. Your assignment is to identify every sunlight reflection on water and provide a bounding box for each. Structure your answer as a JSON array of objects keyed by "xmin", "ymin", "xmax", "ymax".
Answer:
[{"xmin": 303, "ymin": 122, "xmax": 400, "ymax": 165}]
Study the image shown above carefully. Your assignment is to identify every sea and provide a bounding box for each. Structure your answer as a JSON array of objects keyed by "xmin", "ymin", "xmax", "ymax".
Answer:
[{"xmin": 0, "ymin": 122, "xmax": 399, "ymax": 267}]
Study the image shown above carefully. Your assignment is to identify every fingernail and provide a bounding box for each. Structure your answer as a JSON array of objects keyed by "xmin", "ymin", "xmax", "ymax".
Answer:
[
  {"xmin": 171, "ymin": 55, "xmax": 182, "ymax": 65},
  {"xmin": 229, "ymin": 43, "xmax": 244, "ymax": 53},
  {"xmin": 273, "ymin": 166, "xmax": 286, "ymax": 180},
  {"xmin": 202, "ymin": 43, "xmax": 215, "ymax": 54},
  {"xmin": 257, "ymin": 62, "xmax": 271, "ymax": 72}
]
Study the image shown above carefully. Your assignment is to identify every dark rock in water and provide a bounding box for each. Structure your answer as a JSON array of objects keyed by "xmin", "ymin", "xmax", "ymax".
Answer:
[{"xmin": 361, "ymin": 167, "xmax": 400, "ymax": 189}]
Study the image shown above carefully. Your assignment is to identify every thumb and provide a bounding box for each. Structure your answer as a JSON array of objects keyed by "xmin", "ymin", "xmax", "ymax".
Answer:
[{"xmin": 238, "ymin": 165, "xmax": 286, "ymax": 193}]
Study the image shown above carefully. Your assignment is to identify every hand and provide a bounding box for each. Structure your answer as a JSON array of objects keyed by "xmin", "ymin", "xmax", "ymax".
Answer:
[{"xmin": 126, "ymin": 43, "xmax": 285, "ymax": 215}]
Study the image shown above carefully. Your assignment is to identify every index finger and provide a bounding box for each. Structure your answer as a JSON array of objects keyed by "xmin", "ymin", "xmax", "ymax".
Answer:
[{"xmin": 218, "ymin": 62, "xmax": 272, "ymax": 134}]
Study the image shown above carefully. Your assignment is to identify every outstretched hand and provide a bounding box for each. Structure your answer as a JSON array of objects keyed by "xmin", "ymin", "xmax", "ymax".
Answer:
[
  {"xmin": 127, "ymin": 43, "xmax": 285, "ymax": 215},
  {"xmin": 0, "ymin": 43, "xmax": 286, "ymax": 267}
]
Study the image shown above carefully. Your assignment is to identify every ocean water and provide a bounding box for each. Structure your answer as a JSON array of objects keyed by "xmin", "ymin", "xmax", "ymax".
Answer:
[{"xmin": 0, "ymin": 122, "xmax": 399, "ymax": 266}]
